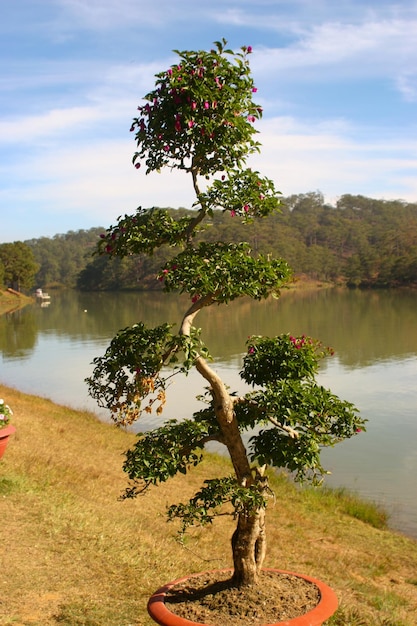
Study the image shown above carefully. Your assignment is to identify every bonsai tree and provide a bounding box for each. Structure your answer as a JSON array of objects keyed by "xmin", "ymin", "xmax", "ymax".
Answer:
[{"xmin": 87, "ymin": 39, "xmax": 365, "ymax": 590}]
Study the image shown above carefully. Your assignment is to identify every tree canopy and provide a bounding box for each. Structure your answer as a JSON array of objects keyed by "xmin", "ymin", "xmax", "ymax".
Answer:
[
  {"xmin": 3, "ymin": 194, "xmax": 415, "ymax": 291},
  {"xmin": 0, "ymin": 242, "xmax": 39, "ymax": 291}
]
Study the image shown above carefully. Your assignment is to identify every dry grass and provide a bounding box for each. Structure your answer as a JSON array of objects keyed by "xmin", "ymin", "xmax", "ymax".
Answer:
[{"xmin": 1, "ymin": 383, "xmax": 417, "ymax": 625}]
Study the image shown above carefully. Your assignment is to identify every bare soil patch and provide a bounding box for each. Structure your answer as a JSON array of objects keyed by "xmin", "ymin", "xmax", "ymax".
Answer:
[{"xmin": 164, "ymin": 569, "xmax": 320, "ymax": 625}]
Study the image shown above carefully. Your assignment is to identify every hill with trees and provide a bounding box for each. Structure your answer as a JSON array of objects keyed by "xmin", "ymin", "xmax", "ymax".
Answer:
[
  {"xmin": 2, "ymin": 193, "xmax": 416, "ymax": 292},
  {"xmin": 24, "ymin": 227, "xmax": 105, "ymax": 289},
  {"xmin": 76, "ymin": 193, "xmax": 417, "ymax": 290}
]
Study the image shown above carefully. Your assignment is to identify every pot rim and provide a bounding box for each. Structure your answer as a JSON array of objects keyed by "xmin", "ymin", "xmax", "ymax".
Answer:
[
  {"xmin": 0, "ymin": 424, "xmax": 16, "ymax": 437},
  {"xmin": 147, "ymin": 567, "xmax": 338, "ymax": 626}
]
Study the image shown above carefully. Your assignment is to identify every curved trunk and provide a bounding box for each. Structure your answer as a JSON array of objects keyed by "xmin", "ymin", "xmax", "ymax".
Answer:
[{"xmin": 181, "ymin": 301, "xmax": 268, "ymax": 588}]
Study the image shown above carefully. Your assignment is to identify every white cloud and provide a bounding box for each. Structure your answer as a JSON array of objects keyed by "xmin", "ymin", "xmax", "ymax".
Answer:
[
  {"xmin": 396, "ymin": 71, "xmax": 417, "ymax": 102},
  {"xmin": 250, "ymin": 116, "xmax": 417, "ymax": 202},
  {"xmin": 0, "ymin": 106, "xmax": 104, "ymax": 143},
  {"xmin": 2, "ymin": 115, "xmax": 415, "ymax": 236},
  {"xmin": 252, "ymin": 17, "xmax": 417, "ymax": 82}
]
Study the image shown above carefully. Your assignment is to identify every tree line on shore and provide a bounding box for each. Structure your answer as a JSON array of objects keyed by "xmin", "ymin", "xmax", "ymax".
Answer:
[{"xmin": 1, "ymin": 192, "xmax": 417, "ymax": 291}]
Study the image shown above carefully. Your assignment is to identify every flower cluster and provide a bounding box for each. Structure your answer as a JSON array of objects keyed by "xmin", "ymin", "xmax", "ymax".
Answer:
[
  {"xmin": 130, "ymin": 39, "xmax": 262, "ymax": 177},
  {"xmin": 0, "ymin": 399, "xmax": 13, "ymax": 429},
  {"xmin": 289, "ymin": 335, "xmax": 335, "ymax": 356}
]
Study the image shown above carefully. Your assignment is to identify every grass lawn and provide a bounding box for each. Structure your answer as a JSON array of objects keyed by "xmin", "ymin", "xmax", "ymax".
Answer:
[{"xmin": 1, "ymin": 383, "xmax": 417, "ymax": 625}]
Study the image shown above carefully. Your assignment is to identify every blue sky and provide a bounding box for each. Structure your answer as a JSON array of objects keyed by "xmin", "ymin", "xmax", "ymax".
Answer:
[{"xmin": 1, "ymin": 0, "xmax": 416, "ymax": 242}]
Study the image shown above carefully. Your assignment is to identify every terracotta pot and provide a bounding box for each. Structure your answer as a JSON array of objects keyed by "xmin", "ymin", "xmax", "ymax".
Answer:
[
  {"xmin": 148, "ymin": 567, "xmax": 338, "ymax": 626},
  {"xmin": 0, "ymin": 425, "xmax": 16, "ymax": 460}
]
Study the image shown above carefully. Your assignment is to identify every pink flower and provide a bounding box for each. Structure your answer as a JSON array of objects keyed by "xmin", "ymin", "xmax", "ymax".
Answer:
[
  {"xmin": 135, "ymin": 163, "xmax": 141, "ymax": 169},
  {"xmin": 247, "ymin": 115, "xmax": 256, "ymax": 123},
  {"xmin": 248, "ymin": 346, "xmax": 255, "ymax": 354},
  {"xmin": 230, "ymin": 210, "xmax": 236, "ymax": 217},
  {"xmin": 163, "ymin": 145, "xmax": 170, "ymax": 152},
  {"xmin": 191, "ymin": 101, "xmax": 197, "ymax": 110},
  {"xmin": 252, "ymin": 87, "xmax": 258, "ymax": 93},
  {"xmin": 243, "ymin": 204, "xmax": 249, "ymax": 213},
  {"xmin": 191, "ymin": 295, "xmax": 199, "ymax": 303},
  {"xmin": 188, "ymin": 120, "xmax": 195, "ymax": 128},
  {"xmin": 247, "ymin": 46, "xmax": 253, "ymax": 53},
  {"xmin": 204, "ymin": 101, "xmax": 210, "ymax": 109}
]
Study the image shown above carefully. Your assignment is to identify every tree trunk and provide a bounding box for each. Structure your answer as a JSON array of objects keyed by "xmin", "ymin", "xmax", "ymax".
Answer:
[
  {"xmin": 181, "ymin": 303, "xmax": 267, "ymax": 587},
  {"xmin": 231, "ymin": 502, "xmax": 267, "ymax": 588}
]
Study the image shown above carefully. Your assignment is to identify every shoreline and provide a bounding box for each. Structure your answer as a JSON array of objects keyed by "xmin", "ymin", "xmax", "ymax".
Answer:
[
  {"xmin": 0, "ymin": 288, "xmax": 33, "ymax": 315},
  {"xmin": 1, "ymin": 380, "xmax": 416, "ymax": 544},
  {"xmin": 1, "ymin": 381, "xmax": 417, "ymax": 624}
]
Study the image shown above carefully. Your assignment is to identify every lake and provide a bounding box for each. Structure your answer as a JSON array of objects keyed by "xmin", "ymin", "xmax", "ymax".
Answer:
[{"xmin": 1, "ymin": 287, "xmax": 416, "ymax": 539}]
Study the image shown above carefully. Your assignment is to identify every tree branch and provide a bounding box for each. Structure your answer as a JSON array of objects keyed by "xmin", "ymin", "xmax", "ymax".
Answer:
[{"xmin": 267, "ymin": 415, "xmax": 299, "ymax": 439}]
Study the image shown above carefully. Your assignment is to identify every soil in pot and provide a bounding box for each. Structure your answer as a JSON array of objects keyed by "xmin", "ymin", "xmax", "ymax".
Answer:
[{"xmin": 164, "ymin": 569, "xmax": 322, "ymax": 626}]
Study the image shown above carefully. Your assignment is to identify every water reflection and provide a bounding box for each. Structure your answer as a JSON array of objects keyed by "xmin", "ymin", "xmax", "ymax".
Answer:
[
  {"xmin": 3, "ymin": 287, "xmax": 416, "ymax": 365},
  {"xmin": 0, "ymin": 307, "xmax": 38, "ymax": 360},
  {"xmin": 1, "ymin": 288, "xmax": 417, "ymax": 538}
]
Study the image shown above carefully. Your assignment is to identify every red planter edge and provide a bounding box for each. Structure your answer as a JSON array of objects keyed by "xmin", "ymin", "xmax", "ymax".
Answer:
[
  {"xmin": 147, "ymin": 567, "xmax": 338, "ymax": 626},
  {"xmin": 0, "ymin": 424, "xmax": 16, "ymax": 459}
]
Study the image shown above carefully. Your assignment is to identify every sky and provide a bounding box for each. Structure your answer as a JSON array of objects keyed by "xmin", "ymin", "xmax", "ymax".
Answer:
[{"xmin": 1, "ymin": 0, "xmax": 416, "ymax": 242}]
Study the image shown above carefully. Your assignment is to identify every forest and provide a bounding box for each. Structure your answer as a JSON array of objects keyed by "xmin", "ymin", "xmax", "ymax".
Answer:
[{"xmin": 2, "ymin": 192, "xmax": 417, "ymax": 291}]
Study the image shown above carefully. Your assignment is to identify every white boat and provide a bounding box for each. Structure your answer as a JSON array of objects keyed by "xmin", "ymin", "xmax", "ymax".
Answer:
[{"xmin": 35, "ymin": 288, "xmax": 51, "ymax": 300}]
